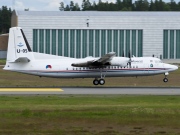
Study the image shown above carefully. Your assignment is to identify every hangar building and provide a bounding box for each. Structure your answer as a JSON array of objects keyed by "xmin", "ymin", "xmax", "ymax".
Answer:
[{"xmin": 11, "ymin": 10, "xmax": 180, "ymax": 59}]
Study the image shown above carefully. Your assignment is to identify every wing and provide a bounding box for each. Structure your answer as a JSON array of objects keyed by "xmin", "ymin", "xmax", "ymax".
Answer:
[{"xmin": 71, "ymin": 52, "xmax": 116, "ymax": 67}]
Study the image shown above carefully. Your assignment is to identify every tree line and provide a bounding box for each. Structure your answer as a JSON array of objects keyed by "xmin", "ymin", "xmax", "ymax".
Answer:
[
  {"xmin": 59, "ymin": 0, "xmax": 180, "ymax": 11},
  {"xmin": 0, "ymin": 6, "xmax": 12, "ymax": 34}
]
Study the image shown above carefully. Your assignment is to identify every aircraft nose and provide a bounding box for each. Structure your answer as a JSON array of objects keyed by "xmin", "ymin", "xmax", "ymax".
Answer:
[
  {"xmin": 169, "ymin": 64, "xmax": 178, "ymax": 71},
  {"xmin": 164, "ymin": 64, "xmax": 178, "ymax": 71},
  {"xmin": 173, "ymin": 65, "xmax": 178, "ymax": 70}
]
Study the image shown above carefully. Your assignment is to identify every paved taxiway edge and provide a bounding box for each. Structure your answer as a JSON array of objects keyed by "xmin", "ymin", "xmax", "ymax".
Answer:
[{"xmin": 0, "ymin": 87, "xmax": 179, "ymax": 95}]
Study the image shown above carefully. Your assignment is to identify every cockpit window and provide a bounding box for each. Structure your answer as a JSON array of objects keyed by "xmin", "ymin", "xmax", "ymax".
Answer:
[{"xmin": 155, "ymin": 60, "xmax": 163, "ymax": 63}]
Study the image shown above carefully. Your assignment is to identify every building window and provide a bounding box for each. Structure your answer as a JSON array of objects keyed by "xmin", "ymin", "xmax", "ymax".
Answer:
[
  {"xmin": 95, "ymin": 30, "xmax": 100, "ymax": 57},
  {"xmin": 76, "ymin": 30, "xmax": 81, "ymax": 58},
  {"xmin": 126, "ymin": 30, "xmax": 130, "ymax": 57},
  {"xmin": 52, "ymin": 29, "xmax": 56, "ymax": 55},
  {"xmin": 138, "ymin": 30, "xmax": 143, "ymax": 57},
  {"xmin": 33, "ymin": 29, "xmax": 143, "ymax": 58},
  {"xmin": 58, "ymin": 30, "xmax": 63, "ymax": 56},
  {"xmin": 33, "ymin": 29, "xmax": 38, "ymax": 52},
  {"xmin": 70, "ymin": 30, "xmax": 75, "ymax": 57},
  {"xmin": 170, "ymin": 30, "xmax": 174, "ymax": 59},
  {"xmin": 64, "ymin": 29, "xmax": 69, "ymax": 57},
  {"xmin": 176, "ymin": 30, "xmax": 180, "ymax": 58},
  {"xmin": 82, "ymin": 30, "xmax": 87, "ymax": 58},
  {"xmin": 39, "ymin": 29, "xmax": 44, "ymax": 53},
  {"xmin": 132, "ymin": 30, "xmax": 136, "ymax": 56},
  {"xmin": 45, "ymin": 29, "xmax": 50, "ymax": 54}
]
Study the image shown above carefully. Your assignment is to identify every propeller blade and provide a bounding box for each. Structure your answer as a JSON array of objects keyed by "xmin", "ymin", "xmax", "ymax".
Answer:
[
  {"xmin": 122, "ymin": 50, "xmax": 124, "ymax": 57},
  {"xmin": 128, "ymin": 50, "xmax": 132, "ymax": 68},
  {"xmin": 128, "ymin": 51, "xmax": 131, "ymax": 58}
]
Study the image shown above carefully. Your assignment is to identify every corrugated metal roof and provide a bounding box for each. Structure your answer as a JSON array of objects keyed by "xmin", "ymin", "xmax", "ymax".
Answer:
[{"xmin": 15, "ymin": 10, "xmax": 180, "ymax": 17}]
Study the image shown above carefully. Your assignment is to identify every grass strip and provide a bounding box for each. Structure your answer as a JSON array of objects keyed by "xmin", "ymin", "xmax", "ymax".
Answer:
[{"xmin": 0, "ymin": 95, "xmax": 179, "ymax": 134}]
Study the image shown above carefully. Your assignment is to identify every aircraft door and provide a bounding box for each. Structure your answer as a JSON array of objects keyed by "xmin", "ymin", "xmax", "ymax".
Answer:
[
  {"xmin": 148, "ymin": 61, "xmax": 155, "ymax": 74},
  {"xmin": 144, "ymin": 63, "xmax": 149, "ymax": 74}
]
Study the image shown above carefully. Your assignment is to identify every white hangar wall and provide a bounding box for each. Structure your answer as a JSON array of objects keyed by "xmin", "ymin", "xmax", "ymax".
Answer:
[{"xmin": 14, "ymin": 11, "xmax": 180, "ymax": 59}]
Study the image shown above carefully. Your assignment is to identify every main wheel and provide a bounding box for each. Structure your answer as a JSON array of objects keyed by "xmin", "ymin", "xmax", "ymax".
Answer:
[
  {"xmin": 93, "ymin": 79, "xmax": 99, "ymax": 85},
  {"xmin": 99, "ymin": 79, "xmax": 105, "ymax": 85},
  {"xmin": 163, "ymin": 78, "xmax": 168, "ymax": 83}
]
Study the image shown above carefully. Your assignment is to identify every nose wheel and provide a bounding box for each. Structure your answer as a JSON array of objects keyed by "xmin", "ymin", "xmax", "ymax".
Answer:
[
  {"xmin": 163, "ymin": 78, "xmax": 168, "ymax": 83},
  {"xmin": 93, "ymin": 78, "xmax": 105, "ymax": 85}
]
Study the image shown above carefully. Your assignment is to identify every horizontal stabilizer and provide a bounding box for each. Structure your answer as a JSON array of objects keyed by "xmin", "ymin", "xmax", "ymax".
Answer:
[{"xmin": 14, "ymin": 57, "xmax": 30, "ymax": 63}]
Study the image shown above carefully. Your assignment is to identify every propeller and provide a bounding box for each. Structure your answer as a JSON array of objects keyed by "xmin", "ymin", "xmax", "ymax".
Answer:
[
  {"xmin": 128, "ymin": 50, "xmax": 132, "ymax": 68},
  {"xmin": 122, "ymin": 50, "xmax": 125, "ymax": 57}
]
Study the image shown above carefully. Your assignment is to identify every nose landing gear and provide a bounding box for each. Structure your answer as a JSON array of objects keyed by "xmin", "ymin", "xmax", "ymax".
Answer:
[
  {"xmin": 163, "ymin": 72, "xmax": 169, "ymax": 83},
  {"xmin": 163, "ymin": 77, "xmax": 168, "ymax": 82}
]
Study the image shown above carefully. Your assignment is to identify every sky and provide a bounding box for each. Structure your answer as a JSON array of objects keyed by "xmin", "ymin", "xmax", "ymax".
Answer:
[{"xmin": 1, "ymin": 0, "xmax": 179, "ymax": 11}]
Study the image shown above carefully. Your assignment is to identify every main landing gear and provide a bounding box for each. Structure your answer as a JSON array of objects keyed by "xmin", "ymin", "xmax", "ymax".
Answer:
[
  {"xmin": 93, "ymin": 68, "xmax": 107, "ymax": 85},
  {"xmin": 93, "ymin": 78, "xmax": 105, "ymax": 85},
  {"xmin": 163, "ymin": 72, "xmax": 169, "ymax": 83}
]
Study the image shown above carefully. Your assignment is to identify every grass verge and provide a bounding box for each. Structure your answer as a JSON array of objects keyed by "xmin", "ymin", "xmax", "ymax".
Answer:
[
  {"xmin": 0, "ymin": 95, "xmax": 179, "ymax": 134},
  {"xmin": 0, "ymin": 59, "xmax": 6, "ymax": 65}
]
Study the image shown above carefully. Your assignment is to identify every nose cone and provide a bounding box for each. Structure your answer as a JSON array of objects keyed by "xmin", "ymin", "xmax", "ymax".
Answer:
[
  {"xmin": 165, "ymin": 64, "xmax": 178, "ymax": 72},
  {"xmin": 173, "ymin": 65, "xmax": 178, "ymax": 70}
]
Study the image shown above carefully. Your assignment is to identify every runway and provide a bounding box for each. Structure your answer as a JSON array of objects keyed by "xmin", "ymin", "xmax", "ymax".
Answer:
[{"xmin": 0, "ymin": 87, "xmax": 180, "ymax": 95}]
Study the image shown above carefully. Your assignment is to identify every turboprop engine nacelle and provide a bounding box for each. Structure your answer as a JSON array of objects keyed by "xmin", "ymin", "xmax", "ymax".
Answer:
[
  {"xmin": 71, "ymin": 61, "xmax": 93, "ymax": 67},
  {"xmin": 108, "ymin": 57, "xmax": 129, "ymax": 67}
]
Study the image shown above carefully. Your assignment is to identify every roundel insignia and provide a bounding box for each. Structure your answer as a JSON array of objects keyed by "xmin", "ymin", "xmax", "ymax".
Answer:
[
  {"xmin": 46, "ymin": 65, "xmax": 52, "ymax": 69},
  {"xmin": 150, "ymin": 64, "xmax": 153, "ymax": 67}
]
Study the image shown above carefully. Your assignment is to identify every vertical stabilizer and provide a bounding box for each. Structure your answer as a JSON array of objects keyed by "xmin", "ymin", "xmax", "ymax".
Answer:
[{"xmin": 6, "ymin": 27, "xmax": 34, "ymax": 62}]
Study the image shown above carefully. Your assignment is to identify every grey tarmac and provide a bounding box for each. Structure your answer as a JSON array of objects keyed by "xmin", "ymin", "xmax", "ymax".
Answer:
[{"xmin": 0, "ymin": 87, "xmax": 180, "ymax": 95}]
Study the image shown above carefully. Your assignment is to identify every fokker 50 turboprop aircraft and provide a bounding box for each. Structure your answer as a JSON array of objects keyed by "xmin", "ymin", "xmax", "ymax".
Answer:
[{"xmin": 3, "ymin": 27, "xmax": 178, "ymax": 85}]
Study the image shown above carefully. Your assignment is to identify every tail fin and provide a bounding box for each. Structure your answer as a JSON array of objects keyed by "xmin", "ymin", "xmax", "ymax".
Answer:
[{"xmin": 6, "ymin": 27, "xmax": 34, "ymax": 63}]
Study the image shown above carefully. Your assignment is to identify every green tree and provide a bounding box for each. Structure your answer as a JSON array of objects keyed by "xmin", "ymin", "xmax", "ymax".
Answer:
[
  {"xmin": 169, "ymin": 0, "xmax": 178, "ymax": 11},
  {"xmin": 149, "ymin": 0, "xmax": 156, "ymax": 11},
  {"xmin": 116, "ymin": 0, "xmax": 123, "ymax": 10},
  {"xmin": 64, "ymin": 5, "xmax": 70, "ymax": 11},
  {"xmin": 0, "ymin": 6, "xmax": 12, "ymax": 34},
  {"xmin": 82, "ymin": 0, "xmax": 91, "ymax": 11},
  {"xmin": 134, "ymin": 0, "xmax": 149, "ymax": 11},
  {"xmin": 70, "ymin": 1, "xmax": 74, "ymax": 11},
  {"xmin": 92, "ymin": 1, "xmax": 98, "ymax": 10},
  {"xmin": 74, "ymin": 3, "xmax": 80, "ymax": 11},
  {"xmin": 59, "ymin": 2, "xmax": 64, "ymax": 11},
  {"xmin": 123, "ymin": 0, "xmax": 132, "ymax": 10}
]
